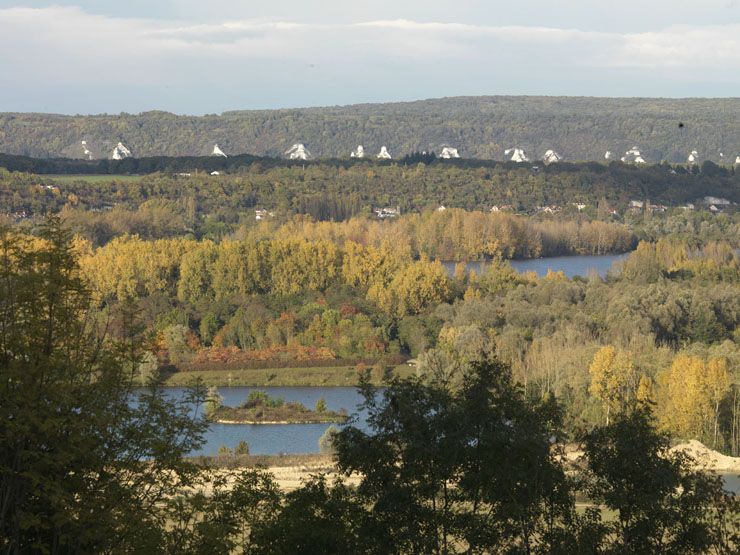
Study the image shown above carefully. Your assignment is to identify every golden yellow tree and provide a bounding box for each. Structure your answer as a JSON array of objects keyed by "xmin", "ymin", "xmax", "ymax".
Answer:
[
  {"xmin": 658, "ymin": 355, "xmax": 731, "ymax": 448},
  {"xmin": 588, "ymin": 346, "xmax": 637, "ymax": 424}
]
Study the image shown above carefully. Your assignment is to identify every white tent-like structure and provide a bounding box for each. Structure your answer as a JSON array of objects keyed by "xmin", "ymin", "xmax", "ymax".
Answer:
[
  {"xmin": 439, "ymin": 146, "xmax": 460, "ymax": 159},
  {"xmin": 351, "ymin": 145, "xmax": 365, "ymax": 158},
  {"xmin": 543, "ymin": 149, "xmax": 562, "ymax": 164},
  {"xmin": 111, "ymin": 142, "xmax": 132, "ymax": 160},
  {"xmin": 604, "ymin": 151, "xmax": 612, "ymax": 160},
  {"xmin": 377, "ymin": 146, "xmax": 392, "ymax": 159},
  {"xmin": 505, "ymin": 147, "xmax": 529, "ymax": 163},
  {"xmin": 285, "ymin": 143, "xmax": 312, "ymax": 160},
  {"xmin": 621, "ymin": 146, "xmax": 646, "ymax": 164},
  {"xmin": 81, "ymin": 141, "xmax": 92, "ymax": 160},
  {"xmin": 212, "ymin": 144, "xmax": 227, "ymax": 157}
]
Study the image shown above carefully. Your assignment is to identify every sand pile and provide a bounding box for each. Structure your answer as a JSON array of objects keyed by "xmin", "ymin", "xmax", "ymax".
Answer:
[{"xmin": 670, "ymin": 440, "xmax": 740, "ymax": 473}]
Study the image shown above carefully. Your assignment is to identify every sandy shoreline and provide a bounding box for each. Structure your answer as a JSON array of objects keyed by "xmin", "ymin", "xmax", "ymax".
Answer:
[
  {"xmin": 203, "ymin": 441, "xmax": 740, "ymax": 493},
  {"xmin": 216, "ymin": 419, "xmax": 340, "ymax": 425}
]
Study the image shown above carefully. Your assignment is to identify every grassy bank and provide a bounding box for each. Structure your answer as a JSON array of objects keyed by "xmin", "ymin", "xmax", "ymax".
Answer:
[
  {"xmin": 47, "ymin": 174, "xmax": 144, "ymax": 184},
  {"xmin": 163, "ymin": 365, "xmax": 415, "ymax": 387}
]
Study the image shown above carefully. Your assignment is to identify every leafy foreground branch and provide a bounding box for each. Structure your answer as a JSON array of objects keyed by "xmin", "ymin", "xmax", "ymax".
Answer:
[{"xmin": 1, "ymin": 222, "xmax": 738, "ymax": 554}]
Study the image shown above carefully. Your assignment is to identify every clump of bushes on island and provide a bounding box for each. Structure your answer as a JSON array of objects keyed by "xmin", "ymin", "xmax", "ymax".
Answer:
[{"xmin": 205, "ymin": 388, "xmax": 347, "ymax": 424}]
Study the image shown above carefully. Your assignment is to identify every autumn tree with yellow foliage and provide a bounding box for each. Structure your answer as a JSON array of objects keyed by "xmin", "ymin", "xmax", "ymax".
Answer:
[
  {"xmin": 658, "ymin": 355, "xmax": 731, "ymax": 448},
  {"xmin": 588, "ymin": 346, "xmax": 638, "ymax": 424}
]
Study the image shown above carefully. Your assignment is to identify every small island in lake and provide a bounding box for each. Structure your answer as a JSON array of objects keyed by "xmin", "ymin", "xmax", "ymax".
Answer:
[{"xmin": 206, "ymin": 389, "xmax": 348, "ymax": 424}]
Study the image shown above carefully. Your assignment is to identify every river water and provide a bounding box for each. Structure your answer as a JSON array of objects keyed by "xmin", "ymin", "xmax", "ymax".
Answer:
[{"xmin": 443, "ymin": 253, "xmax": 628, "ymax": 279}]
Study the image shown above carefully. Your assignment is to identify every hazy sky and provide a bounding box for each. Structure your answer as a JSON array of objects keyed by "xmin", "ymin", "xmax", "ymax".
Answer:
[{"xmin": 1, "ymin": 1, "xmax": 739, "ymax": 114}]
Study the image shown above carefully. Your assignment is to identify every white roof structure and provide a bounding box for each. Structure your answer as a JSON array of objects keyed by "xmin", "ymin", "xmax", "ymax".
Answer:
[
  {"xmin": 81, "ymin": 141, "xmax": 92, "ymax": 160},
  {"xmin": 285, "ymin": 143, "xmax": 311, "ymax": 160},
  {"xmin": 687, "ymin": 150, "xmax": 699, "ymax": 164},
  {"xmin": 351, "ymin": 145, "xmax": 365, "ymax": 158},
  {"xmin": 703, "ymin": 196, "xmax": 731, "ymax": 205},
  {"xmin": 212, "ymin": 144, "xmax": 227, "ymax": 157},
  {"xmin": 377, "ymin": 146, "xmax": 392, "ymax": 159},
  {"xmin": 621, "ymin": 146, "xmax": 646, "ymax": 164},
  {"xmin": 604, "ymin": 151, "xmax": 612, "ymax": 160},
  {"xmin": 505, "ymin": 147, "xmax": 529, "ymax": 163},
  {"xmin": 543, "ymin": 149, "xmax": 562, "ymax": 164},
  {"xmin": 735, "ymin": 156, "xmax": 740, "ymax": 165},
  {"xmin": 210, "ymin": 171, "xmax": 221, "ymax": 176},
  {"xmin": 111, "ymin": 142, "xmax": 131, "ymax": 160},
  {"xmin": 439, "ymin": 146, "xmax": 460, "ymax": 159}
]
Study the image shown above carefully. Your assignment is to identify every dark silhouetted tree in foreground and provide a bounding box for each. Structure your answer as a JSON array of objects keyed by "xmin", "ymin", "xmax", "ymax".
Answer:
[
  {"xmin": 581, "ymin": 407, "xmax": 740, "ymax": 554},
  {"xmin": 0, "ymin": 220, "xmax": 208, "ymax": 553},
  {"xmin": 330, "ymin": 359, "xmax": 577, "ymax": 554}
]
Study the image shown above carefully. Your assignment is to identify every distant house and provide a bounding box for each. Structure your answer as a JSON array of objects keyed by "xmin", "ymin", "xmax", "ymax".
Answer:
[
  {"xmin": 285, "ymin": 143, "xmax": 311, "ymax": 160},
  {"xmin": 572, "ymin": 203, "xmax": 587, "ymax": 211},
  {"xmin": 439, "ymin": 147, "xmax": 460, "ymax": 159},
  {"xmin": 490, "ymin": 205, "xmax": 513, "ymax": 213},
  {"xmin": 622, "ymin": 146, "xmax": 646, "ymax": 165},
  {"xmin": 210, "ymin": 171, "xmax": 221, "ymax": 176},
  {"xmin": 629, "ymin": 200, "xmax": 644, "ymax": 210},
  {"xmin": 505, "ymin": 147, "xmax": 529, "ymax": 163},
  {"xmin": 375, "ymin": 206, "xmax": 400, "ymax": 219},
  {"xmin": 537, "ymin": 205, "xmax": 560, "ymax": 214},
  {"xmin": 543, "ymin": 149, "xmax": 562, "ymax": 164},
  {"xmin": 437, "ymin": 205, "xmax": 447, "ymax": 212},
  {"xmin": 377, "ymin": 146, "xmax": 392, "ymax": 159},
  {"xmin": 255, "ymin": 209, "xmax": 275, "ymax": 221},
  {"xmin": 703, "ymin": 196, "xmax": 731, "ymax": 206},
  {"xmin": 111, "ymin": 142, "xmax": 132, "ymax": 160}
]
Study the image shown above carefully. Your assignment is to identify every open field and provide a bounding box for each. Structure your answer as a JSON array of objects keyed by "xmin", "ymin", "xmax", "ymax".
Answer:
[
  {"xmin": 46, "ymin": 174, "xmax": 144, "ymax": 184},
  {"xmin": 163, "ymin": 365, "xmax": 415, "ymax": 387}
]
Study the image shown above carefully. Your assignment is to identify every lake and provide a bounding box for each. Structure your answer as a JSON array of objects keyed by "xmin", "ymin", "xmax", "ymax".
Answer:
[
  {"xmin": 164, "ymin": 386, "xmax": 367, "ymax": 456},
  {"xmin": 443, "ymin": 253, "xmax": 629, "ymax": 279},
  {"xmin": 160, "ymin": 385, "xmax": 739, "ymax": 494}
]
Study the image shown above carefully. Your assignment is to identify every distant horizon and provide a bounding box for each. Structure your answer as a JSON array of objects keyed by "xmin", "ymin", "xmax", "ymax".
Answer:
[
  {"xmin": 1, "ymin": 2, "xmax": 739, "ymax": 114},
  {"xmin": 3, "ymin": 93, "xmax": 740, "ymax": 118}
]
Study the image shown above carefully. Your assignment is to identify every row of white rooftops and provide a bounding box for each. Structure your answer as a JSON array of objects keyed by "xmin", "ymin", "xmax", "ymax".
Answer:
[{"xmin": 93, "ymin": 140, "xmax": 740, "ymax": 166}]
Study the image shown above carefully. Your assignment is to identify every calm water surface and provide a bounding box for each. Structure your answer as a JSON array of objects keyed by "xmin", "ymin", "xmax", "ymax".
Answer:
[
  {"xmin": 163, "ymin": 386, "xmax": 368, "ymax": 456},
  {"xmin": 158, "ymin": 386, "xmax": 739, "ymax": 494},
  {"xmin": 444, "ymin": 253, "xmax": 628, "ymax": 279}
]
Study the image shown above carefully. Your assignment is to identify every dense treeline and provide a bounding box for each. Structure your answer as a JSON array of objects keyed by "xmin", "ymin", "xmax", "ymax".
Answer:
[
  {"xmin": 2, "ymin": 228, "xmax": 738, "ymax": 552},
  {"xmin": 0, "ymin": 152, "xmax": 268, "ymax": 175},
  {"xmin": 1, "ymin": 162, "xmax": 738, "ymax": 247},
  {"xmin": 1, "ymin": 96, "xmax": 739, "ymax": 162}
]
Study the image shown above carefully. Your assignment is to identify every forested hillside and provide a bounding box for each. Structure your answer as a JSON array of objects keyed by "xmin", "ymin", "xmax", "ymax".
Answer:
[
  {"xmin": 1, "ymin": 96, "xmax": 739, "ymax": 162},
  {"xmin": 2, "ymin": 162, "xmax": 738, "ymax": 237}
]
